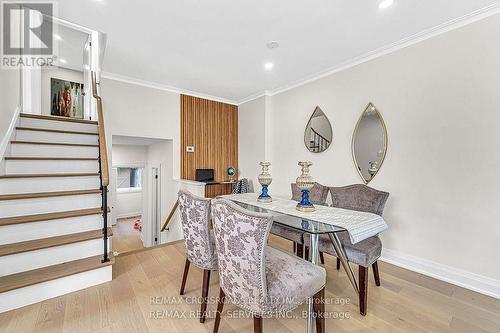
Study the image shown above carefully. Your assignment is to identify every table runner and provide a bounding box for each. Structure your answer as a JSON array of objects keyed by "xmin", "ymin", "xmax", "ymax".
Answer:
[{"xmin": 222, "ymin": 193, "xmax": 388, "ymax": 244}]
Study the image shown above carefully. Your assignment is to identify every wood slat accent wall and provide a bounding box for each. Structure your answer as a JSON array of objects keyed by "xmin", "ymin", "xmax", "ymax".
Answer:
[{"xmin": 181, "ymin": 95, "xmax": 238, "ymax": 183}]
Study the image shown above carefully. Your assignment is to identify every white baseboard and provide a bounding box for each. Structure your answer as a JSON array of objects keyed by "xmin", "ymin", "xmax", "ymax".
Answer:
[{"xmin": 380, "ymin": 248, "xmax": 500, "ymax": 299}]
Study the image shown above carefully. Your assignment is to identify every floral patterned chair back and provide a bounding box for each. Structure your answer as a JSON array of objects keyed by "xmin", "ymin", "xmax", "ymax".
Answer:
[
  {"xmin": 178, "ymin": 190, "xmax": 217, "ymax": 270},
  {"xmin": 211, "ymin": 199, "xmax": 274, "ymax": 313}
]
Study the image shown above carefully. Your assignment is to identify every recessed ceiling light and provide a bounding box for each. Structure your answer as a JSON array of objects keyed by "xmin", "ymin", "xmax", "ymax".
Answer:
[
  {"xmin": 379, "ymin": 0, "xmax": 394, "ymax": 9},
  {"xmin": 53, "ymin": 34, "xmax": 62, "ymax": 41},
  {"xmin": 266, "ymin": 41, "xmax": 280, "ymax": 49},
  {"xmin": 59, "ymin": 58, "xmax": 67, "ymax": 64},
  {"xmin": 264, "ymin": 62, "xmax": 274, "ymax": 71}
]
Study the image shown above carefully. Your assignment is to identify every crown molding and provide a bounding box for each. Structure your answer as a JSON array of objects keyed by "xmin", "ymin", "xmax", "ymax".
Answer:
[
  {"xmin": 236, "ymin": 90, "xmax": 272, "ymax": 105},
  {"xmin": 237, "ymin": 4, "xmax": 500, "ymax": 105},
  {"xmin": 100, "ymin": 72, "xmax": 238, "ymax": 105}
]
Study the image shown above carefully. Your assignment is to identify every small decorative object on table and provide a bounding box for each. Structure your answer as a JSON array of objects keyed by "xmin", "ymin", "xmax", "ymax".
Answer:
[
  {"xmin": 257, "ymin": 162, "xmax": 272, "ymax": 202},
  {"xmin": 227, "ymin": 166, "xmax": 236, "ymax": 182},
  {"xmin": 296, "ymin": 161, "xmax": 315, "ymax": 212}
]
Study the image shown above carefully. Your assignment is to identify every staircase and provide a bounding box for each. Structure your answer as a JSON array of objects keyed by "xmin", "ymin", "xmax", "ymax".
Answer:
[{"xmin": 0, "ymin": 113, "xmax": 113, "ymax": 313}]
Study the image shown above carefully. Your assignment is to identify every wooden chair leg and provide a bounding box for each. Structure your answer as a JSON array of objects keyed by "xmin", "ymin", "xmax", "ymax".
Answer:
[
  {"xmin": 213, "ymin": 288, "xmax": 225, "ymax": 333},
  {"xmin": 296, "ymin": 244, "xmax": 304, "ymax": 258},
  {"xmin": 253, "ymin": 315, "xmax": 263, "ymax": 333},
  {"xmin": 319, "ymin": 252, "xmax": 325, "ymax": 264},
  {"xmin": 313, "ymin": 288, "xmax": 325, "ymax": 333},
  {"xmin": 336, "ymin": 258, "xmax": 340, "ymax": 270},
  {"xmin": 359, "ymin": 266, "xmax": 369, "ymax": 316},
  {"xmin": 305, "ymin": 246, "xmax": 309, "ymax": 261},
  {"xmin": 372, "ymin": 261, "xmax": 381, "ymax": 286},
  {"xmin": 200, "ymin": 269, "xmax": 211, "ymax": 323},
  {"xmin": 293, "ymin": 241, "xmax": 297, "ymax": 254},
  {"xmin": 179, "ymin": 258, "xmax": 190, "ymax": 295}
]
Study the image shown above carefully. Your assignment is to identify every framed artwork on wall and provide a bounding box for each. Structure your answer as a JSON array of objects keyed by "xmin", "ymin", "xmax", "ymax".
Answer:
[{"xmin": 50, "ymin": 78, "xmax": 84, "ymax": 118}]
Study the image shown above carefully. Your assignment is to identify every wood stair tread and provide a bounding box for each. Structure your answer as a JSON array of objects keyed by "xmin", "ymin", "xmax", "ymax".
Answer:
[
  {"xmin": 0, "ymin": 189, "xmax": 101, "ymax": 201},
  {"xmin": 0, "ymin": 228, "xmax": 112, "ymax": 257},
  {"xmin": 0, "ymin": 253, "xmax": 114, "ymax": 293},
  {"xmin": 10, "ymin": 141, "xmax": 98, "ymax": 147},
  {"xmin": 4, "ymin": 157, "xmax": 98, "ymax": 161},
  {"xmin": 20, "ymin": 113, "xmax": 98, "ymax": 125},
  {"xmin": 0, "ymin": 173, "xmax": 99, "ymax": 179},
  {"xmin": 15, "ymin": 126, "xmax": 98, "ymax": 136},
  {"xmin": 0, "ymin": 207, "xmax": 109, "ymax": 227}
]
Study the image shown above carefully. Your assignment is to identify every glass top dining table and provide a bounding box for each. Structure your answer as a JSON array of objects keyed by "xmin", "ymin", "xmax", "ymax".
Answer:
[
  {"xmin": 230, "ymin": 201, "xmax": 347, "ymax": 235},
  {"xmin": 226, "ymin": 197, "xmax": 360, "ymax": 333}
]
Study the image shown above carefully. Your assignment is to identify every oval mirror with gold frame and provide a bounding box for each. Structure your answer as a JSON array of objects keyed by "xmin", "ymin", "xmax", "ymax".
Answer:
[
  {"xmin": 352, "ymin": 102, "xmax": 388, "ymax": 184},
  {"xmin": 304, "ymin": 106, "xmax": 333, "ymax": 153}
]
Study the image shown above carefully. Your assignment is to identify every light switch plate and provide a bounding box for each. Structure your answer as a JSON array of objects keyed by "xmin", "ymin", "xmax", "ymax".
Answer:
[{"xmin": 186, "ymin": 146, "xmax": 195, "ymax": 153}]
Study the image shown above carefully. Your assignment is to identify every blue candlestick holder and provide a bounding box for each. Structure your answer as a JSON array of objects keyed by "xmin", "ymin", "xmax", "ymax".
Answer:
[
  {"xmin": 257, "ymin": 162, "xmax": 272, "ymax": 202},
  {"xmin": 296, "ymin": 161, "xmax": 316, "ymax": 212},
  {"xmin": 258, "ymin": 184, "xmax": 272, "ymax": 202},
  {"xmin": 297, "ymin": 189, "xmax": 315, "ymax": 211}
]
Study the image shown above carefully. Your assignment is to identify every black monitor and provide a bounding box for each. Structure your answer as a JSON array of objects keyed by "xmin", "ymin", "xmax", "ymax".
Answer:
[{"xmin": 195, "ymin": 169, "xmax": 214, "ymax": 182}]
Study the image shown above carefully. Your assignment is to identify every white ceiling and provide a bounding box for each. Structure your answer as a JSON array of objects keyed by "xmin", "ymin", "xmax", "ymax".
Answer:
[{"xmin": 56, "ymin": 0, "xmax": 500, "ymax": 103}]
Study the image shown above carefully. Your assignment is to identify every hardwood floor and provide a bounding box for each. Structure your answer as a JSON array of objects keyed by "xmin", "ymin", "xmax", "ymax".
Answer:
[
  {"xmin": 1, "ymin": 236, "xmax": 499, "ymax": 333},
  {"xmin": 112, "ymin": 217, "xmax": 144, "ymax": 255}
]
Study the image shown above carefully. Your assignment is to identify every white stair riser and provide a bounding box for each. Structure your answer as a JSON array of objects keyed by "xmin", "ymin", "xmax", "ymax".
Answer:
[
  {"xmin": 0, "ymin": 194, "xmax": 101, "ymax": 218},
  {"xmin": 19, "ymin": 117, "xmax": 98, "ymax": 133},
  {"xmin": 0, "ymin": 238, "xmax": 110, "ymax": 276},
  {"xmin": 0, "ymin": 176, "xmax": 100, "ymax": 195},
  {"xmin": 0, "ymin": 266, "xmax": 112, "ymax": 313},
  {"xmin": 0, "ymin": 214, "xmax": 104, "ymax": 245},
  {"xmin": 15, "ymin": 130, "xmax": 99, "ymax": 145},
  {"xmin": 10, "ymin": 143, "xmax": 98, "ymax": 158},
  {"xmin": 5, "ymin": 160, "xmax": 99, "ymax": 174}
]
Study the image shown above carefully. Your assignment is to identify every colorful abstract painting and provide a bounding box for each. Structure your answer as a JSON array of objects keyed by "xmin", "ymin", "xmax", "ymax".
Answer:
[{"xmin": 51, "ymin": 78, "xmax": 84, "ymax": 118}]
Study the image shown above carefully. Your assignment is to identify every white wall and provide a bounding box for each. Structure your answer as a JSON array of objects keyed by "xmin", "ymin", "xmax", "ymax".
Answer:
[
  {"xmin": 101, "ymin": 79, "xmax": 182, "ymax": 245},
  {"xmin": 0, "ymin": 70, "xmax": 21, "ymax": 141},
  {"xmin": 239, "ymin": 14, "xmax": 500, "ymax": 291},
  {"xmin": 100, "ymin": 77, "xmax": 180, "ymax": 181},
  {"xmin": 112, "ymin": 144, "xmax": 147, "ymax": 219},
  {"xmin": 41, "ymin": 68, "xmax": 84, "ymax": 116},
  {"xmin": 238, "ymin": 96, "xmax": 267, "ymax": 192},
  {"xmin": 145, "ymin": 140, "xmax": 179, "ymax": 245}
]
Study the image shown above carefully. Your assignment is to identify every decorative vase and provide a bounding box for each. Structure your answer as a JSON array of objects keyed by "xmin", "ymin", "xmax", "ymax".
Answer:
[
  {"xmin": 257, "ymin": 162, "xmax": 272, "ymax": 202},
  {"xmin": 296, "ymin": 161, "xmax": 315, "ymax": 212}
]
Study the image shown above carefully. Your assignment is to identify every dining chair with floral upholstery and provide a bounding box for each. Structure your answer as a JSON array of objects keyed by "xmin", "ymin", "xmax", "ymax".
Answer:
[
  {"xmin": 178, "ymin": 189, "xmax": 218, "ymax": 323},
  {"xmin": 304, "ymin": 184, "xmax": 389, "ymax": 315},
  {"xmin": 270, "ymin": 182, "xmax": 329, "ymax": 261},
  {"xmin": 211, "ymin": 199, "xmax": 327, "ymax": 333}
]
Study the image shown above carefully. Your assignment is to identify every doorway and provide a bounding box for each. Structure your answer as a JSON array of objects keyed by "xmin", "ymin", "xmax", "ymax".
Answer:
[{"xmin": 110, "ymin": 135, "xmax": 174, "ymax": 255}]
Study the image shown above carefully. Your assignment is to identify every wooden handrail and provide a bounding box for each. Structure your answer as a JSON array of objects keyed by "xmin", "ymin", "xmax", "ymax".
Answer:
[
  {"xmin": 310, "ymin": 127, "xmax": 331, "ymax": 144},
  {"xmin": 91, "ymin": 72, "xmax": 109, "ymax": 187},
  {"xmin": 161, "ymin": 200, "xmax": 179, "ymax": 232}
]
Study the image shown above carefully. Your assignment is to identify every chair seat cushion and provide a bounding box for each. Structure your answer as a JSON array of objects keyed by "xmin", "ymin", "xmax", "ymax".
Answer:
[
  {"xmin": 270, "ymin": 223, "xmax": 304, "ymax": 244},
  {"xmin": 261, "ymin": 246, "xmax": 326, "ymax": 314},
  {"xmin": 306, "ymin": 231, "xmax": 382, "ymax": 267}
]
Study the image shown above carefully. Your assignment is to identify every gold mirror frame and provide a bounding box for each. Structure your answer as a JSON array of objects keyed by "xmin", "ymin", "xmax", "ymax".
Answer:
[
  {"xmin": 303, "ymin": 106, "xmax": 333, "ymax": 153},
  {"xmin": 351, "ymin": 102, "xmax": 388, "ymax": 184}
]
